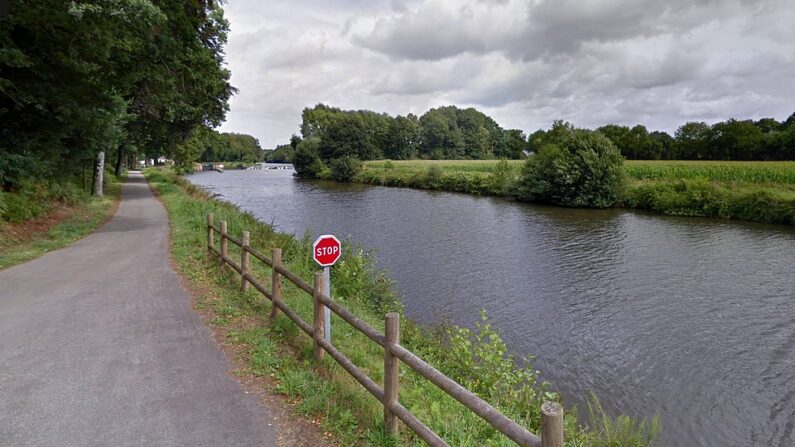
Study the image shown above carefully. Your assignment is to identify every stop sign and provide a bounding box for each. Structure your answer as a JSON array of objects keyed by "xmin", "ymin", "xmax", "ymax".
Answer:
[{"xmin": 312, "ymin": 235, "xmax": 342, "ymax": 267}]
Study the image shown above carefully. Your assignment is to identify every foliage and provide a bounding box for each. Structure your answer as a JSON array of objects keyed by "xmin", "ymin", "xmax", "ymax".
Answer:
[
  {"xmin": 264, "ymin": 144, "xmax": 295, "ymax": 163},
  {"xmin": 1, "ymin": 1, "xmax": 233, "ymax": 192},
  {"xmin": 520, "ymin": 128, "xmax": 626, "ymax": 207},
  {"xmin": 197, "ymin": 131, "xmax": 263, "ymax": 163},
  {"xmin": 328, "ymin": 156, "xmax": 363, "ymax": 182},
  {"xmin": 623, "ymin": 179, "xmax": 795, "ymax": 225},
  {"xmin": 292, "ymin": 138, "xmax": 326, "ymax": 178},
  {"xmin": 292, "ymin": 104, "xmax": 523, "ymax": 179},
  {"xmin": 582, "ymin": 394, "xmax": 661, "ymax": 447},
  {"xmin": 490, "ymin": 159, "xmax": 519, "ymax": 195}
]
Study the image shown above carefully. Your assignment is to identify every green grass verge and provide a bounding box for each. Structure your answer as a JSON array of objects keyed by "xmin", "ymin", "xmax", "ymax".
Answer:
[
  {"xmin": 357, "ymin": 160, "xmax": 795, "ymax": 225},
  {"xmin": 144, "ymin": 167, "xmax": 659, "ymax": 446},
  {"xmin": 0, "ymin": 181, "xmax": 121, "ymax": 270}
]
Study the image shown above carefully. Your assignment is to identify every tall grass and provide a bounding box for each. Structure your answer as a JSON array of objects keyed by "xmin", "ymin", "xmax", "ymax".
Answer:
[{"xmin": 145, "ymin": 168, "xmax": 660, "ymax": 446}]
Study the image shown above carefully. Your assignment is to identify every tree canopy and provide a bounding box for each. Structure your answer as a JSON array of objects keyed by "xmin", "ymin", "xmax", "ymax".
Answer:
[{"xmin": 1, "ymin": 0, "xmax": 234, "ymax": 189}]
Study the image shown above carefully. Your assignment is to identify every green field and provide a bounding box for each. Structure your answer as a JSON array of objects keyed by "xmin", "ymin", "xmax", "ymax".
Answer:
[
  {"xmin": 365, "ymin": 159, "xmax": 795, "ymax": 185},
  {"xmin": 359, "ymin": 160, "xmax": 795, "ymax": 225}
]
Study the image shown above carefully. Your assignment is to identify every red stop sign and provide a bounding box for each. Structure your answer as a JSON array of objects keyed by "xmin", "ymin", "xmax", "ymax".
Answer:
[{"xmin": 312, "ymin": 235, "xmax": 342, "ymax": 267}]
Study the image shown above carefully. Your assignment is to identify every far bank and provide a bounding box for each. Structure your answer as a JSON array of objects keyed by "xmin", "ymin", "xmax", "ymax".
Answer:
[{"xmin": 351, "ymin": 159, "xmax": 795, "ymax": 226}]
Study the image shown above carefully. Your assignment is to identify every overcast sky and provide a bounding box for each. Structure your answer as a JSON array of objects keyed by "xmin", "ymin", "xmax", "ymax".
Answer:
[{"xmin": 218, "ymin": 0, "xmax": 795, "ymax": 148}]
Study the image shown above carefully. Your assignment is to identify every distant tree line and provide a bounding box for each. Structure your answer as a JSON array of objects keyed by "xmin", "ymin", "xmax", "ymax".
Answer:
[
  {"xmin": 592, "ymin": 117, "xmax": 795, "ymax": 161},
  {"xmin": 291, "ymin": 104, "xmax": 530, "ymax": 178},
  {"xmin": 187, "ymin": 131, "xmax": 263, "ymax": 163},
  {"xmin": 290, "ymin": 103, "xmax": 795, "ymax": 178},
  {"xmin": 1, "ymin": 1, "xmax": 233, "ymax": 194}
]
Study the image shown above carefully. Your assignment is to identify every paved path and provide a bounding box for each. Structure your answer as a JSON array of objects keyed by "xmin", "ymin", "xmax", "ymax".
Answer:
[{"xmin": 0, "ymin": 173, "xmax": 276, "ymax": 447}]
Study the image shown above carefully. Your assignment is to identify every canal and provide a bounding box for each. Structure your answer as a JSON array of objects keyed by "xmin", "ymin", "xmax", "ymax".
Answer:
[{"xmin": 187, "ymin": 166, "xmax": 795, "ymax": 447}]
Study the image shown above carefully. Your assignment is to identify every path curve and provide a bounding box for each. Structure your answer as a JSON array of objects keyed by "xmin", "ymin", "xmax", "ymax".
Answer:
[{"xmin": 0, "ymin": 172, "xmax": 276, "ymax": 446}]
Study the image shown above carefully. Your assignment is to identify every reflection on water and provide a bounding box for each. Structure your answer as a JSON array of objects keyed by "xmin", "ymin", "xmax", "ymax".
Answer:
[{"xmin": 188, "ymin": 166, "xmax": 795, "ymax": 447}]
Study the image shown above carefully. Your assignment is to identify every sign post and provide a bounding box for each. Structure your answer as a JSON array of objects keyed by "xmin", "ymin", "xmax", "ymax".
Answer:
[{"xmin": 312, "ymin": 235, "xmax": 342, "ymax": 343}]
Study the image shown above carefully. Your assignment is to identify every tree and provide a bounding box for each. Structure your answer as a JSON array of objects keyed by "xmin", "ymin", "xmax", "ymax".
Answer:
[
  {"xmin": 673, "ymin": 122, "xmax": 711, "ymax": 159},
  {"xmin": 385, "ymin": 115, "xmax": 420, "ymax": 159},
  {"xmin": 0, "ymin": 1, "xmax": 234, "ymax": 199},
  {"xmin": 503, "ymin": 129, "xmax": 528, "ymax": 159},
  {"xmin": 519, "ymin": 128, "xmax": 626, "ymax": 208},
  {"xmin": 292, "ymin": 138, "xmax": 325, "ymax": 178},
  {"xmin": 650, "ymin": 131, "xmax": 674, "ymax": 159},
  {"xmin": 709, "ymin": 119, "xmax": 763, "ymax": 160}
]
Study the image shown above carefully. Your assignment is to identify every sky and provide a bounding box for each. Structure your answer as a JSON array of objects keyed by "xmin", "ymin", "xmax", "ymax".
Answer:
[{"xmin": 218, "ymin": 0, "xmax": 795, "ymax": 148}]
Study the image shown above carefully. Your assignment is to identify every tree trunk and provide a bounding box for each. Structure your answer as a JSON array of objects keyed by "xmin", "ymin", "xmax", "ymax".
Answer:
[
  {"xmin": 92, "ymin": 151, "xmax": 105, "ymax": 197},
  {"xmin": 114, "ymin": 143, "xmax": 125, "ymax": 177}
]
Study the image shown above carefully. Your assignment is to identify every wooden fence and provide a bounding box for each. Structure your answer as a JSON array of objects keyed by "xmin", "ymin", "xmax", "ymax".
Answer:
[{"xmin": 206, "ymin": 213, "xmax": 564, "ymax": 447}]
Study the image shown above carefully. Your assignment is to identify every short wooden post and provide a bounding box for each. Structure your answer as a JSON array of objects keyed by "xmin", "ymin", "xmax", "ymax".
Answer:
[
  {"xmin": 383, "ymin": 312, "xmax": 400, "ymax": 435},
  {"xmin": 312, "ymin": 271, "xmax": 325, "ymax": 362},
  {"xmin": 220, "ymin": 221, "xmax": 228, "ymax": 267},
  {"xmin": 269, "ymin": 248, "xmax": 282, "ymax": 319},
  {"xmin": 541, "ymin": 402, "xmax": 564, "ymax": 447},
  {"xmin": 207, "ymin": 213, "xmax": 214, "ymax": 252},
  {"xmin": 240, "ymin": 231, "xmax": 250, "ymax": 291}
]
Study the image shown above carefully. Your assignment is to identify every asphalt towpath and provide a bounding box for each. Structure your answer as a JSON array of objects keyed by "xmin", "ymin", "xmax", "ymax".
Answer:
[{"xmin": 0, "ymin": 172, "xmax": 276, "ymax": 446}]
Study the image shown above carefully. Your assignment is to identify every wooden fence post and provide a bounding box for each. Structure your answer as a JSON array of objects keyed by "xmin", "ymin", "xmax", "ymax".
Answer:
[
  {"xmin": 240, "ymin": 231, "xmax": 250, "ymax": 291},
  {"xmin": 312, "ymin": 271, "xmax": 325, "ymax": 362},
  {"xmin": 384, "ymin": 312, "xmax": 400, "ymax": 435},
  {"xmin": 220, "ymin": 221, "xmax": 228, "ymax": 267},
  {"xmin": 270, "ymin": 248, "xmax": 282, "ymax": 319},
  {"xmin": 541, "ymin": 402, "xmax": 563, "ymax": 447},
  {"xmin": 207, "ymin": 213, "xmax": 214, "ymax": 252}
]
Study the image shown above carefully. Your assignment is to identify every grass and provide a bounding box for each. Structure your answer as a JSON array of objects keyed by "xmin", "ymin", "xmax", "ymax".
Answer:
[
  {"xmin": 0, "ymin": 180, "xmax": 121, "ymax": 270},
  {"xmin": 144, "ymin": 167, "xmax": 659, "ymax": 447},
  {"xmin": 358, "ymin": 160, "xmax": 795, "ymax": 225}
]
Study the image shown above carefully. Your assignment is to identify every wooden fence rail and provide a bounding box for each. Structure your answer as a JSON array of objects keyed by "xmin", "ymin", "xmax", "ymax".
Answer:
[{"xmin": 206, "ymin": 213, "xmax": 563, "ymax": 447}]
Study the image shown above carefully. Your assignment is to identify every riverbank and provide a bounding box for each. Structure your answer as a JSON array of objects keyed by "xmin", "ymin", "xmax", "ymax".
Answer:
[
  {"xmin": 145, "ymin": 167, "xmax": 659, "ymax": 446},
  {"xmin": 356, "ymin": 160, "xmax": 795, "ymax": 225},
  {"xmin": 0, "ymin": 179, "xmax": 122, "ymax": 270}
]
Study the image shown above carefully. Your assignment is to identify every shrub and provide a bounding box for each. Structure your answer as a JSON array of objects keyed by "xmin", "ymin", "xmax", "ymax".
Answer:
[
  {"xmin": 489, "ymin": 158, "xmax": 518, "ymax": 195},
  {"xmin": 425, "ymin": 165, "xmax": 443, "ymax": 187},
  {"xmin": 520, "ymin": 128, "xmax": 626, "ymax": 207},
  {"xmin": 292, "ymin": 138, "xmax": 326, "ymax": 179},
  {"xmin": 329, "ymin": 156, "xmax": 363, "ymax": 182}
]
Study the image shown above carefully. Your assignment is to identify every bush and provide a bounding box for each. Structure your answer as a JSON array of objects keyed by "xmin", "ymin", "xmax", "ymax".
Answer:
[
  {"xmin": 292, "ymin": 138, "xmax": 326, "ymax": 179},
  {"xmin": 328, "ymin": 156, "xmax": 363, "ymax": 182},
  {"xmin": 520, "ymin": 128, "xmax": 626, "ymax": 207},
  {"xmin": 489, "ymin": 158, "xmax": 518, "ymax": 195},
  {"xmin": 425, "ymin": 165, "xmax": 443, "ymax": 187}
]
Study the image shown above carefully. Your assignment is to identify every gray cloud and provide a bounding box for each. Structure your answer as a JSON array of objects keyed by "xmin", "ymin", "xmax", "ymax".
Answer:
[{"xmin": 219, "ymin": 0, "xmax": 795, "ymax": 148}]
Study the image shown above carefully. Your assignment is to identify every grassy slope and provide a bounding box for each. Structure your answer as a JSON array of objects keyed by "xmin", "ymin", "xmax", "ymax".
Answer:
[
  {"xmin": 357, "ymin": 160, "xmax": 795, "ymax": 225},
  {"xmin": 0, "ymin": 182, "xmax": 121, "ymax": 270},
  {"xmin": 144, "ymin": 168, "xmax": 658, "ymax": 447}
]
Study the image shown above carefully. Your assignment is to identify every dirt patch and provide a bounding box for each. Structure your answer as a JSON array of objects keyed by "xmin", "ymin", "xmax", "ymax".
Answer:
[
  {"xmin": 1, "ymin": 186, "xmax": 121, "ymax": 251},
  {"xmin": 0, "ymin": 204, "xmax": 73, "ymax": 248}
]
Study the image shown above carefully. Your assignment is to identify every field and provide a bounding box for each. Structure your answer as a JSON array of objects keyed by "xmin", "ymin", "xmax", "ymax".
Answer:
[
  {"xmin": 364, "ymin": 160, "xmax": 795, "ymax": 185},
  {"xmin": 359, "ymin": 160, "xmax": 795, "ymax": 224}
]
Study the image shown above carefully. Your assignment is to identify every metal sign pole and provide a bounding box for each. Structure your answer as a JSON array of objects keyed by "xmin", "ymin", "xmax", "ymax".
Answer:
[{"xmin": 323, "ymin": 265, "xmax": 331, "ymax": 342}]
